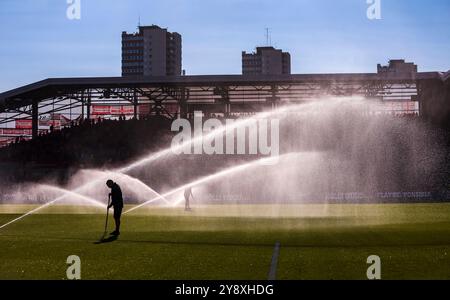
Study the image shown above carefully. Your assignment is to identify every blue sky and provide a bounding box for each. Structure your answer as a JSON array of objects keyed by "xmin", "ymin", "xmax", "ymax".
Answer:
[{"xmin": 0, "ymin": 0, "xmax": 449, "ymax": 92}]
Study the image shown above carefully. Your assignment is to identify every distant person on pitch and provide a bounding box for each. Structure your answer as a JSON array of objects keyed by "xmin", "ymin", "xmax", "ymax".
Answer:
[
  {"xmin": 184, "ymin": 187, "xmax": 193, "ymax": 211},
  {"xmin": 106, "ymin": 180, "xmax": 124, "ymax": 236}
]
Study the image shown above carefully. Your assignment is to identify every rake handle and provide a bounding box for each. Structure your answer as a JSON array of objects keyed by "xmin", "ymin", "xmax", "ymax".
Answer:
[{"xmin": 104, "ymin": 198, "xmax": 111, "ymax": 234}]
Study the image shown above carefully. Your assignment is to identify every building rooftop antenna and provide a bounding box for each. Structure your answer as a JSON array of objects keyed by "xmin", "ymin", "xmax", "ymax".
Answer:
[
  {"xmin": 265, "ymin": 27, "xmax": 273, "ymax": 47},
  {"xmin": 137, "ymin": 16, "xmax": 141, "ymax": 29}
]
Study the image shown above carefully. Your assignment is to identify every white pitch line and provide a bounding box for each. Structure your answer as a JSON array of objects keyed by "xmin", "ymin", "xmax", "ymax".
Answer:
[{"xmin": 268, "ymin": 242, "xmax": 281, "ymax": 281}]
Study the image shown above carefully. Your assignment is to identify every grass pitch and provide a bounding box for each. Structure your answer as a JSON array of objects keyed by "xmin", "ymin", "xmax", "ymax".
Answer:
[{"xmin": 0, "ymin": 203, "xmax": 450, "ymax": 280}]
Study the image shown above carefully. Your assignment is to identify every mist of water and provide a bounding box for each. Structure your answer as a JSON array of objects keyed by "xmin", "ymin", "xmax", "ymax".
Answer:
[
  {"xmin": 0, "ymin": 96, "xmax": 446, "ymax": 228},
  {"xmin": 67, "ymin": 169, "xmax": 170, "ymax": 205},
  {"xmin": 0, "ymin": 184, "xmax": 105, "ymax": 229},
  {"xmin": 124, "ymin": 153, "xmax": 301, "ymax": 214}
]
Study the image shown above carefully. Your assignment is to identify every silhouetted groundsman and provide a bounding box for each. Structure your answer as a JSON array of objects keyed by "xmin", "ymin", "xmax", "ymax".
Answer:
[
  {"xmin": 184, "ymin": 187, "xmax": 193, "ymax": 211},
  {"xmin": 106, "ymin": 179, "xmax": 124, "ymax": 236}
]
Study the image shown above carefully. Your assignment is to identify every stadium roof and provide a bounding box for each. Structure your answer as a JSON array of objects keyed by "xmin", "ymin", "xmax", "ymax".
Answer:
[{"xmin": 0, "ymin": 72, "xmax": 445, "ymax": 113}]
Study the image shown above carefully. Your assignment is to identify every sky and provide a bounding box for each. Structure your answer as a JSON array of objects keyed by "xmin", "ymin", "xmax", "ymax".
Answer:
[{"xmin": 0, "ymin": 0, "xmax": 449, "ymax": 92}]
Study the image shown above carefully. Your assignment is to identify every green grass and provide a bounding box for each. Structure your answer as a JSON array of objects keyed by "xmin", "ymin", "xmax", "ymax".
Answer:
[{"xmin": 0, "ymin": 204, "xmax": 450, "ymax": 280}]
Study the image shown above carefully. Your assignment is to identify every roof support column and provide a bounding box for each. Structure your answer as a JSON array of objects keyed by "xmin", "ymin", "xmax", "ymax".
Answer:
[
  {"xmin": 86, "ymin": 93, "xmax": 91, "ymax": 120},
  {"xmin": 213, "ymin": 86, "xmax": 230, "ymax": 117},
  {"xmin": 32, "ymin": 100, "xmax": 38, "ymax": 139},
  {"xmin": 268, "ymin": 85, "xmax": 280, "ymax": 110},
  {"xmin": 81, "ymin": 91, "xmax": 85, "ymax": 120},
  {"xmin": 133, "ymin": 89, "xmax": 138, "ymax": 120},
  {"xmin": 179, "ymin": 87, "xmax": 188, "ymax": 119}
]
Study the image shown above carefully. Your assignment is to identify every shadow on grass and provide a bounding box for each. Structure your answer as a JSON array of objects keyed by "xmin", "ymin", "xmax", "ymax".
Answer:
[{"xmin": 94, "ymin": 235, "xmax": 119, "ymax": 244}]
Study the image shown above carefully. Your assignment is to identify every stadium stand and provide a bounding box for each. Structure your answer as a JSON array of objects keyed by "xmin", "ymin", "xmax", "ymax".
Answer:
[{"xmin": 0, "ymin": 116, "xmax": 173, "ymax": 168}]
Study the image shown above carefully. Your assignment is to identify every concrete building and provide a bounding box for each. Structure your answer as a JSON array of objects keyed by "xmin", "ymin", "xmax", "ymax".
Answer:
[
  {"xmin": 242, "ymin": 47, "xmax": 291, "ymax": 75},
  {"xmin": 122, "ymin": 25, "xmax": 182, "ymax": 77},
  {"xmin": 377, "ymin": 59, "xmax": 418, "ymax": 75}
]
